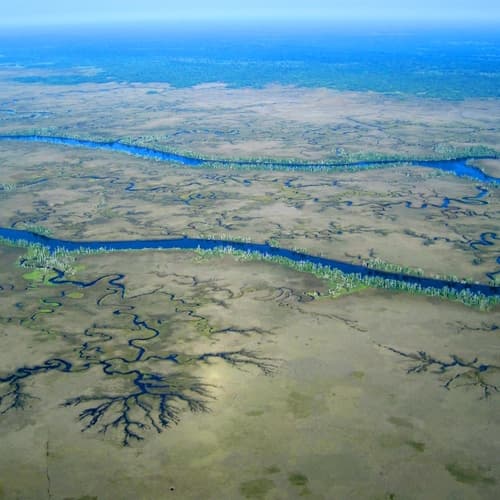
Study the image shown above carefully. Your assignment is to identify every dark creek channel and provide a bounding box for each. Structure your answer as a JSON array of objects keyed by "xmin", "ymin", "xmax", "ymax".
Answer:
[
  {"xmin": 0, "ymin": 135, "xmax": 499, "ymax": 183},
  {"xmin": 1, "ymin": 227, "xmax": 499, "ymax": 297}
]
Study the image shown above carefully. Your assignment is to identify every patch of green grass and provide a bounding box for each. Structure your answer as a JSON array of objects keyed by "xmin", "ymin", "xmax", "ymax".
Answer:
[
  {"xmin": 17, "ymin": 224, "xmax": 52, "ymax": 237},
  {"xmin": 264, "ymin": 465, "xmax": 280, "ymax": 474},
  {"xmin": 194, "ymin": 318, "xmax": 214, "ymax": 337},
  {"xmin": 446, "ymin": 463, "xmax": 495, "ymax": 485},
  {"xmin": 406, "ymin": 440, "xmax": 425, "ymax": 452},
  {"xmin": 63, "ymin": 496, "xmax": 98, "ymax": 500},
  {"xmin": 22, "ymin": 268, "xmax": 56, "ymax": 284},
  {"xmin": 387, "ymin": 417, "xmax": 413, "ymax": 429},
  {"xmin": 287, "ymin": 391, "xmax": 312, "ymax": 419},
  {"xmin": 288, "ymin": 473, "xmax": 309, "ymax": 487},
  {"xmin": 240, "ymin": 478, "xmax": 275, "ymax": 499},
  {"xmin": 247, "ymin": 410, "xmax": 265, "ymax": 417}
]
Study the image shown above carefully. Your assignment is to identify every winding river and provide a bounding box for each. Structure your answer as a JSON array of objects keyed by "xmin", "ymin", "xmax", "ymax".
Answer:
[
  {"xmin": 0, "ymin": 135, "xmax": 499, "ymax": 183},
  {"xmin": 0, "ymin": 135, "xmax": 499, "ymax": 297},
  {"xmin": 1, "ymin": 227, "xmax": 499, "ymax": 297}
]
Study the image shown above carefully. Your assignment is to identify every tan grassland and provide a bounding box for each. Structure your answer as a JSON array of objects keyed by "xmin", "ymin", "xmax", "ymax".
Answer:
[
  {"xmin": 0, "ymin": 72, "xmax": 499, "ymax": 499},
  {"xmin": 0, "ymin": 247, "xmax": 499, "ymax": 499},
  {"xmin": 473, "ymin": 158, "xmax": 500, "ymax": 178},
  {"xmin": 0, "ymin": 76, "xmax": 499, "ymax": 160},
  {"xmin": 0, "ymin": 142, "xmax": 498, "ymax": 282}
]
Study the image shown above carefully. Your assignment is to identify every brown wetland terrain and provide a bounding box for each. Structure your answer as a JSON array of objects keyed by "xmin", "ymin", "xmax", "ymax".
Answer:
[{"xmin": 0, "ymin": 72, "xmax": 499, "ymax": 499}]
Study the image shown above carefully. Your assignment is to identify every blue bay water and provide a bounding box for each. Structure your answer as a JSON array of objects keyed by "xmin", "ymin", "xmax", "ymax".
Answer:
[
  {"xmin": 0, "ymin": 22, "xmax": 499, "ymax": 98},
  {"xmin": 1, "ymin": 226, "xmax": 498, "ymax": 297}
]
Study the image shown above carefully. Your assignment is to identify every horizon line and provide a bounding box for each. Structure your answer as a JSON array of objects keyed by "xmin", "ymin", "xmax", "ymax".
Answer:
[{"xmin": 1, "ymin": 14, "xmax": 500, "ymax": 29}]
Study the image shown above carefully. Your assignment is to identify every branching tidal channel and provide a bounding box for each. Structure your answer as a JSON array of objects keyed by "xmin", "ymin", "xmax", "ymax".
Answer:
[
  {"xmin": 0, "ymin": 135, "xmax": 499, "ymax": 445},
  {"xmin": 0, "ymin": 244, "xmax": 279, "ymax": 445}
]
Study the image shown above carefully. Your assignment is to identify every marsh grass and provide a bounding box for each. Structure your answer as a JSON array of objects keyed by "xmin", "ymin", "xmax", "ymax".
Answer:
[{"xmin": 1, "ymin": 236, "xmax": 497, "ymax": 310}]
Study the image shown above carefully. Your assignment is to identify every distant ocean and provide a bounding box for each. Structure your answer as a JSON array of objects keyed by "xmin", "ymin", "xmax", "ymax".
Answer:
[{"xmin": 1, "ymin": 22, "xmax": 499, "ymax": 99}]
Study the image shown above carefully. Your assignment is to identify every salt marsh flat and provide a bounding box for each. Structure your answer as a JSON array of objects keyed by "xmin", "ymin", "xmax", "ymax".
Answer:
[{"xmin": 0, "ymin": 61, "xmax": 499, "ymax": 499}]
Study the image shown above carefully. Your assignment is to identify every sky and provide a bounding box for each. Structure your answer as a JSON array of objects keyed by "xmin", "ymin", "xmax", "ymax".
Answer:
[{"xmin": 2, "ymin": 0, "xmax": 499, "ymax": 26}]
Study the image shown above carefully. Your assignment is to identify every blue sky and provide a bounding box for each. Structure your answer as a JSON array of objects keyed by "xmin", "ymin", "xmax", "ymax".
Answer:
[{"xmin": 2, "ymin": 0, "xmax": 499, "ymax": 25}]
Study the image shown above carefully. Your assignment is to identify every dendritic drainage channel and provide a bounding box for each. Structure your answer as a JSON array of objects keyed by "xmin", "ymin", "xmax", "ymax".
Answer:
[
  {"xmin": 379, "ymin": 345, "xmax": 499, "ymax": 400},
  {"xmin": 0, "ymin": 263, "xmax": 279, "ymax": 446},
  {"xmin": 0, "ymin": 230, "xmax": 498, "ymax": 446}
]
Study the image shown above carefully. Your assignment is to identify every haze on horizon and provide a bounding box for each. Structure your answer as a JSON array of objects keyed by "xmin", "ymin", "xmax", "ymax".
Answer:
[{"xmin": 2, "ymin": 0, "xmax": 499, "ymax": 26}]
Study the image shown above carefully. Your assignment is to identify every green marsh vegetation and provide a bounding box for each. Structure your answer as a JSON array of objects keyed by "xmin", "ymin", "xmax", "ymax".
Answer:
[
  {"xmin": 0, "ymin": 234, "xmax": 497, "ymax": 309},
  {"xmin": 194, "ymin": 247, "xmax": 499, "ymax": 310}
]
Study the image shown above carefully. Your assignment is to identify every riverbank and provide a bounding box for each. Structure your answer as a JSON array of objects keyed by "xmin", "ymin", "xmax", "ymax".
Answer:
[
  {"xmin": 1, "ymin": 227, "xmax": 498, "ymax": 309},
  {"xmin": 0, "ymin": 135, "xmax": 499, "ymax": 182}
]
